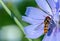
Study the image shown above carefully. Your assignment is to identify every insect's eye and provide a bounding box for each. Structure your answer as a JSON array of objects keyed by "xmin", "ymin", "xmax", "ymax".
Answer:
[
  {"xmin": 46, "ymin": 16, "xmax": 50, "ymax": 18},
  {"xmin": 45, "ymin": 16, "xmax": 51, "ymax": 21}
]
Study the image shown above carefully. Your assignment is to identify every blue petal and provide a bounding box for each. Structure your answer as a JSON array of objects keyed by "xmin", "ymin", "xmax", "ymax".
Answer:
[
  {"xmin": 53, "ymin": 12, "xmax": 59, "ymax": 22},
  {"xmin": 24, "ymin": 24, "xmax": 44, "ymax": 39},
  {"xmin": 55, "ymin": 0, "xmax": 60, "ymax": 10},
  {"xmin": 55, "ymin": 0, "xmax": 59, "ymax": 10},
  {"xmin": 47, "ymin": 0, "xmax": 56, "ymax": 9},
  {"xmin": 56, "ymin": 28, "xmax": 60, "ymax": 41},
  {"xmin": 35, "ymin": 0, "xmax": 52, "ymax": 15},
  {"xmin": 22, "ymin": 16, "xmax": 44, "ymax": 24},
  {"xmin": 25, "ymin": 7, "xmax": 50, "ymax": 19},
  {"xmin": 42, "ymin": 28, "xmax": 56, "ymax": 41},
  {"xmin": 59, "ymin": 0, "xmax": 60, "ymax": 8},
  {"xmin": 54, "ymin": 0, "xmax": 58, "ymax": 3}
]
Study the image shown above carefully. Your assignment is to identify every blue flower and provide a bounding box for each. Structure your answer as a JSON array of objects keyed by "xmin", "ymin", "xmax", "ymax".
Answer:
[{"xmin": 22, "ymin": 0, "xmax": 60, "ymax": 41}]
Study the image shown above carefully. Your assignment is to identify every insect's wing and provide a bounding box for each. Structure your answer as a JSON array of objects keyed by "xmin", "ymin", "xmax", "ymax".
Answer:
[{"xmin": 47, "ymin": 20, "xmax": 56, "ymax": 36}]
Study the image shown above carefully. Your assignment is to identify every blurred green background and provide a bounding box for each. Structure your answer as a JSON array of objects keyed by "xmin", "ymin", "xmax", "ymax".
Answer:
[
  {"xmin": 0, "ymin": 0, "xmax": 37, "ymax": 27},
  {"xmin": 0, "ymin": 0, "xmax": 44, "ymax": 41}
]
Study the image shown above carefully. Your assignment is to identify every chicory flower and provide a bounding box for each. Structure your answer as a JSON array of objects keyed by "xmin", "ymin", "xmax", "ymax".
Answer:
[{"xmin": 22, "ymin": 0, "xmax": 60, "ymax": 41}]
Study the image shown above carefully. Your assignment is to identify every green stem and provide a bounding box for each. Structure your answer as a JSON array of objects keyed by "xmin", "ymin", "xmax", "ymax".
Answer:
[
  {"xmin": 0, "ymin": 0, "xmax": 24, "ymax": 32},
  {"xmin": 0, "ymin": 0, "xmax": 32, "ymax": 41}
]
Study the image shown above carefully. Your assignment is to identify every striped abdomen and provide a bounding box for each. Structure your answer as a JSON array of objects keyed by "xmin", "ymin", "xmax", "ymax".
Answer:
[{"xmin": 44, "ymin": 16, "xmax": 51, "ymax": 34}]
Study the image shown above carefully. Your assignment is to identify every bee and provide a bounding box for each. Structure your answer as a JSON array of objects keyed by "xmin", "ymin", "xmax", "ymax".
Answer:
[{"xmin": 44, "ymin": 16, "xmax": 51, "ymax": 34}]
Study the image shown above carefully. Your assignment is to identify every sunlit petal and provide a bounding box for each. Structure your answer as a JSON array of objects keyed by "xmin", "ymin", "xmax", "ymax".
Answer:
[
  {"xmin": 54, "ymin": 0, "xmax": 58, "ymax": 3},
  {"xmin": 56, "ymin": 28, "xmax": 60, "ymax": 41},
  {"xmin": 35, "ymin": 0, "xmax": 52, "ymax": 15},
  {"xmin": 25, "ymin": 7, "xmax": 50, "ymax": 19},
  {"xmin": 24, "ymin": 24, "xmax": 44, "ymax": 39},
  {"xmin": 47, "ymin": 0, "xmax": 56, "ymax": 9},
  {"xmin": 22, "ymin": 16, "xmax": 44, "ymax": 24},
  {"xmin": 53, "ymin": 12, "xmax": 59, "ymax": 22}
]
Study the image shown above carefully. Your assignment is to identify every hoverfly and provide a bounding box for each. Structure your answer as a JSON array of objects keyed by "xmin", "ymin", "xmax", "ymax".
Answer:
[
  {"xmin": 44, "ymin": 16, "xmax": 51, "ymax": 34},
  {"xmin": 35, "ymin": 16, "xmax": 54, "ymax": 35}
]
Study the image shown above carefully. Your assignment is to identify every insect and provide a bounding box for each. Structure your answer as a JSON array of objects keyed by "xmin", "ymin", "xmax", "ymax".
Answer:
[
  {"xmin": 44, "ymin": 16, "xmax": 51, "ymax": 34},
  {"xmin": 35, "ymin": 16, "xmax": 54, "ymax": 36}
]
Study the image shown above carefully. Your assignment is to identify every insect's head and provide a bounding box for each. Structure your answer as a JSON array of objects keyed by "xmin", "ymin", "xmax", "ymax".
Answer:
[{"xmin": 46, "ymin": 16, "xmax": 51, "ymax": 20}]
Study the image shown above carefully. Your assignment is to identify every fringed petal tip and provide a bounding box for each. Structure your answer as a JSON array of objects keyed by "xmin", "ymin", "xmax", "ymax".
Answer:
[
  {"xmin": 25, "ymin": 7, "xmax": 50, "ymax": 20},
  {"xmin": 25, "ymin": 7, "xmax": 34, "ymax": 16}
]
